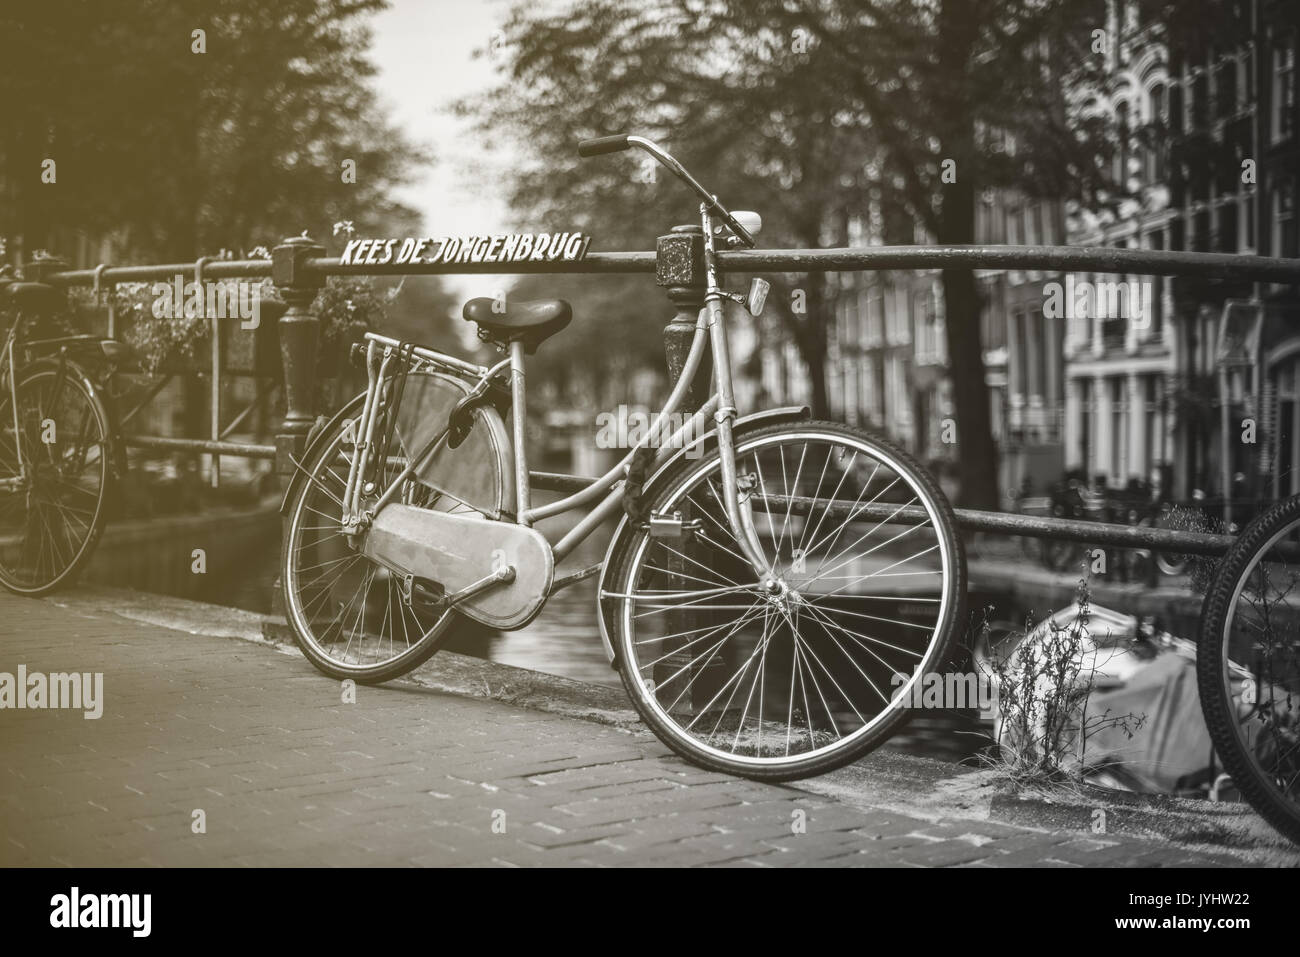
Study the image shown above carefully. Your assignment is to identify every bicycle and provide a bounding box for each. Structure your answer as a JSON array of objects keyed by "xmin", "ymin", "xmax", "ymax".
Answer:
[
  {"xmin": 278, "ymin": 134, "xmax": 966, "ymax": 780},
  {"xmin": 0, "ymin": 272, "xmax": 124, "ymax": 595},
  {"xmin": 1199, "ymin": 496, "xmax": 1300, "ymax": 844}
]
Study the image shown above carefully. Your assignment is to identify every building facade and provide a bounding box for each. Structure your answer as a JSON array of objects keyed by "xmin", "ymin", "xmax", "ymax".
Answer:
[
  {"xmin": 1066, "ymin": 0, "xmax": 1300, "ymax": 509},
  {"xmin": 748, "ymin": 0, "xmax": 1298, "ymax": 512},
  {"xmin": 1064, "ymin": 1, "xmax": 1180, "ymax": 495}
]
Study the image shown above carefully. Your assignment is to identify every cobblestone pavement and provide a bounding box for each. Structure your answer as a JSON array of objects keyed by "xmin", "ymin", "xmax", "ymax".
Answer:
[{"xmin": 0, "ymin": 591, "xmax": 1261, "ymax": 867}]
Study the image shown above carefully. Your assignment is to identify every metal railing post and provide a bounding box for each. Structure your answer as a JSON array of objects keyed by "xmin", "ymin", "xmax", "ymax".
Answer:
[
  {"xmin": 25, "ymin": 254, "xmax": 69, "ymax": 286},
  {"xmin": 21, "ymin": 256, "xmax": 68, "ymax": 334},
  {"xmin": 271, "ymin": 235, "xmax": 326, "ymax": 476}
]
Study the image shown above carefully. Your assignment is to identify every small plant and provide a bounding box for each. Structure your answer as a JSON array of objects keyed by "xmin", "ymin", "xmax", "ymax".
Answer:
[
  {"xmin": 111, "ymin": 281, "xmax": 226, "ymax": 374},
  {"xmin": 107, "ymin": 245, "xmax": 384, "ymax": 376},
  {"xmin": 313, "ymin": 275, "xmax": 385, "ymax": 360},
  {"xmin": 979, "ymin": 576, "xmax": 1146, "ymax": 788}
]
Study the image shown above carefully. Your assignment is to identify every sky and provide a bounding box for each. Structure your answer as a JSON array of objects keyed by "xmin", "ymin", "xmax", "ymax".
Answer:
[{"xmin": 367, "ymin": 0, "xmax": 518, "ymax": 302}]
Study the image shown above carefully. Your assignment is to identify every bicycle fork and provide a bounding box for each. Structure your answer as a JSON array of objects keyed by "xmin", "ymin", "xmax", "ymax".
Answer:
[{"xmin": 700, "ymin": 205, "xmax": 774, "ymax": 585}]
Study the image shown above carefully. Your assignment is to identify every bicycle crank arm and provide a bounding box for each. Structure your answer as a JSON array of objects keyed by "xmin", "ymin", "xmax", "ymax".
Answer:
[{"xmin": 432, "ymin": 564, "xmax": 516, "ymax": 609}]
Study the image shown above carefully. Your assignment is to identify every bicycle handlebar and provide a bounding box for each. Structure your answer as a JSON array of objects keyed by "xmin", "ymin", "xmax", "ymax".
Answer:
[
  {"xmin": 577, "ymin": 134, "xmax": 630, "ymax": 157},
  {"xmin": 576, "ymin": 133, "xmax": 756, "ymax": 247}
]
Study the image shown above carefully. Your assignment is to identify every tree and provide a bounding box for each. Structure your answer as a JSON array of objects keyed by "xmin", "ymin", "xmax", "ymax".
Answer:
[
  {"xmin": 0, "ymin": 0, "xmax": 428, "ymax": 262},
  {"xmin": 456, "ymin": 0, "xmax": 878, "ymax": 418},
  {"xmin": 462, "ymin": 0, "xmax": 1111, "ymax": 507},
  {"xmin": 726, "ymin": 0, "xmax": 1108, "ymax": 508}
]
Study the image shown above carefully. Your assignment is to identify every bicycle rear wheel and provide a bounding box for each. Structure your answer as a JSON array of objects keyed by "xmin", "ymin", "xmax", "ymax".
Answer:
[
  {"xmin": 0, "ymin": 360, "xmax": 113, "ymax": 595},
  {"xmin": 281, "ymin": 373, "xmax": 506, "ymax": 683},
  {"xmin": 604, "ymin": 420, "xmax": 965, "ymax": 780},
  {"xmin": 1199, "ymin": 496, "xmax": 1300, "ymax": 844}
]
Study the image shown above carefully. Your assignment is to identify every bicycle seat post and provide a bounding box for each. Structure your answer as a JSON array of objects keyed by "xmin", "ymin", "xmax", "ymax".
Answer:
[{"xmin": 509, "ymin": 339, "xmax": 531, "ymax": 522}]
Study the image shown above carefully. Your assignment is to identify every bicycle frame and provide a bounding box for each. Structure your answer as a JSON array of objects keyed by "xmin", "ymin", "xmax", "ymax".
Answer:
[
  {"xmin": 320, "ymin": 134, "xmax": 780, "ymax": 604},
  {"xmin": 336, "ymin": 208, "xmax": 772, "ymax": 590}
]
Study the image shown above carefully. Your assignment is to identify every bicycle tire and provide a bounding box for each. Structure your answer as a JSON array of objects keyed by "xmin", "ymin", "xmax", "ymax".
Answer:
[
  {"xmin": 0, "ymin": 359, "xmax": 115, "ymax": 596},
  {"xmin": 1198, "ymin": 495, "xmax": 1300, "ymax": 845}
]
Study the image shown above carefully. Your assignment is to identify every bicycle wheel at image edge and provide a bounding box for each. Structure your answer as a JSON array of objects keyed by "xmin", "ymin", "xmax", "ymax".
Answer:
[
  {"xmin": 280, "ymin": 378, "xmax": 499, "ymax": 683},
  {"xmin": 604, "ymin": 420, "xmax": 966, "ymax": 780},
  {"xmin": 1198, "ymin": 495, "xmax": 1300, "ymax": 845},
  {"xmin": 0, "ymin": 360, "xmax": 114, "ymax": 595}
]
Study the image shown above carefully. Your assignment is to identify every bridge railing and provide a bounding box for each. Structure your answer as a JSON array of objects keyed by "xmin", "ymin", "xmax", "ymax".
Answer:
[{"xmin": 19, "ymin": 231, "xmax": 1300, "ymax": 555}]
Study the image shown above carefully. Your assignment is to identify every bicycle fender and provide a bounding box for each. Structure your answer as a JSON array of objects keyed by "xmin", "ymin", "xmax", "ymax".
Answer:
[
  {"xmin": 279, "ymin": 375, "xmax": 516, "ymax": 517},
  {"xmin": 595, "ymin": 405, "xmax": 810, "ymax": 667}
]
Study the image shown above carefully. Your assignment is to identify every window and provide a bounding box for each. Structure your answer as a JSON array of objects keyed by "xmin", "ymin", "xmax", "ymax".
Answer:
[
  {"xmin": 867, "ymin": 289, "xmax": 883, "ymax": 346},
  {"xmin": 1014, "ymin": 310, "xmax": 1029, "ymax": 399},
  {"xmin": 876, "ymin": 355, "xmax": 887, "ymax": 422},
  {"xmin": 861, "ymin": 359, "xmax": 875, "ymax": 423},
  {"xmin": 1028, "ymin": 308, "xmax": 1045, "ymax": 400},
  {"xmin": 1148, "ymin": 230, "xmax": 1165, "ymax": 337},
  {"xmin": 894, "ymin": 286, "xmax": 910, "ymax": 344},
  {"xmin": 1080, "ymin": 378, "xmax": 1093, "ymax": 473},
  {"xmin": 841, "ymin": 364, "xmax": 856, "ymax": 423},
  {"xmin": 1242, "ymin": 190, "xmax": 1256, "ymax": 252},
  {"xmin": 840, "ymin": 293, "xmax": 858, "ymax": 348},
  {"xmin": 1274, "ymin": 33, "xmax": 1296, "ymax": 143},
  {"xmin": 1144, "ymin": 376, "xmax": 1160, "ymax": 479},
  {"xmin": 1218, "ymin": 201, "xmax": 1239, "ymax": 253},
  {"xmin": 1274, "ymin": 179, "xmax": 1297, "ymax": 258},
  {"xmin": 1215, "ymin": 59, "xmax": 1235, "ymax": 118},
  {"xmin": 1146, "ymin": 84, "xmax": 1165, "ymax": 182},
  {"xmin": 847, "ymin": 215, "xmax": 867, "ymax": 247},
  {"xmin": 917, "ymin": 290, "xmax": 936, "ymax": 363},
  {"xmin": 1150, "ymin": 83, "xmax": 1166, "ymax": 123},
  {"xmin": 983, "ymin": 279, "xmax": 1007, "ymax": 351},
  {"xmin": 1111, "ymin": 378, "xmax": 1128, "ymax": 483},
  {"xmin": 1194, "ymin": 208, "xmax": 1212, "ymax": 252},
  {"xmin": 1191, "ymin": 71, "xmax": 1209, "ymax": 128},
  {"xmin": 1115, "ymin": 102, "xmax": 1130, "ymax": 184}
]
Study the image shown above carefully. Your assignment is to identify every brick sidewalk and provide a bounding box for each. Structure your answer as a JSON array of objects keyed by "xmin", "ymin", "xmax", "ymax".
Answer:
[{"xmin": 0, "ymin": 591, "xmax": 1258, "ymax": 867}]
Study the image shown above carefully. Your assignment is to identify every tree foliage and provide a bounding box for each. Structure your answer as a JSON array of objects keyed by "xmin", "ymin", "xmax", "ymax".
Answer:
[
  {"xmin": 0, "ymin": 0, "xmax": 428, "ymax": 262},
  {"xmin": 461, "ymin": 0, "xmax": 1112, "ymax": 506}
]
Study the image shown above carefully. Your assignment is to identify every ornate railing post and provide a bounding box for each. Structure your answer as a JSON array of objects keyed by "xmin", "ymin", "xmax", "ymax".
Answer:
[
  {"xmin": 16, "ymin": 254, "xmax": 68, "ymax": 328},
  {"xmin": 24, "ymin": 254, "xmax": 70, "ymax": 285},
  {"xmin": 271, "ymin": 235, "xmax": 325, "ymax": 475},
  {"xmin": 654, "ymin": 225, "xmax": 725, "ymax": 712},
  {"xmin": 657, "ymin": 224, "xmax": 707, "ymax": 399}
]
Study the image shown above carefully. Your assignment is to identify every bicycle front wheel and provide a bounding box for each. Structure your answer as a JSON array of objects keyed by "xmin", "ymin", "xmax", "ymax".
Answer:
[
  {"xmin": 0, "ymin": 361, "xmax": 114, "ymax": 595},
  {"xmin": 604, "ymin": 420, "xmax": 966, "ymax": 780},
  {"xmin": 1199, "ymin": 496, "xmax": 1300, "ymax": 844}
]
